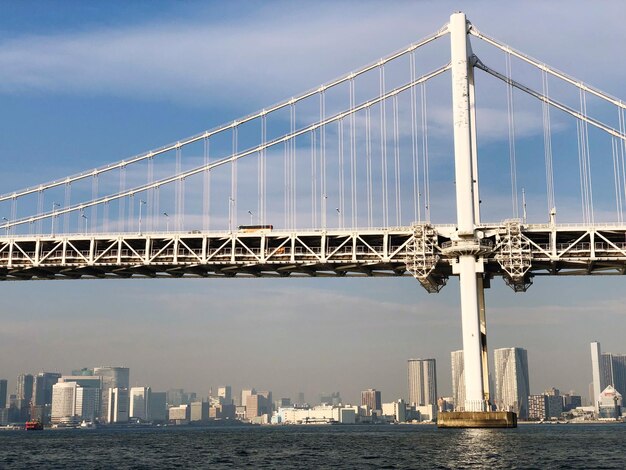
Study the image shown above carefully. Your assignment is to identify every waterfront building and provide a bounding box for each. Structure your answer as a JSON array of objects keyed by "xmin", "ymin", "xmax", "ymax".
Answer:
[
  {"xmin": 590, "ymin": 341, "xmax": 626, "ymax": 409},
  {"xmin": 381, "ymin": 399, "xmax": 406, "ymax": 422},
  {"xmin": 150, "ymin": 392, "xmax": 167, "ymax": 422},
  {"xmin": 528, "ymin": 395, "xmax": 548, "ymax": 420},
  {"xmin": 190, "ymin": 401, "xmax": 209, "ymax": 422},
  {"xmin": 408, "ymin": 358, "xmax": 437, "ymax": 407},
  {"xmin": 598, "ymin": 385, "xmax": 622, "ymax": 419},
  {"xmin": 168, "ymin": 404, "xmax": 189, "ymax": 423},
  {"xmin": 51, "ymin": 382, "xmax": 78, "ymax": 424},
  {"xmin": 129, "ymin": 387, "xmax": 151, "ymax": 421},
  {"xmin": 33, "ymin": 372, "xmax": 61, "ymax": 407},
  {"xmin": 361, "ymin": 389, "xmax": 382, "ymax": 413},
  {"xmin": 218, "ymin": 386, "xmax": 232, "ymax": 405},
  {"xmin": 51, "ymin": 381, "xmax": 100, "ymax": 424},
  {"xmin": 494, "ymin": 347, "xmax": 530, "ymax": 419},
  {"xmin": 278, "ymin": 405, "xmax": 356, "ymax": 424},
  {"xmin": 563, "ymin": 393, "xmax": 582, "ymax": 411},
  {"xmin": 257, "ymin": 391, "xmax": 273, "ymax": 412},
  {"xmin": 544, "ymin": 389, "xmax": 563, "ymax": 418},
  {"xmin": 16, "ymin": 374, "xmax": 33, "ymax": 421},
  {"xmin": 246, "ymin": 393, "xmax": 270, "ymax": 420},
  {"xmin": 450, "ymin": 350, "xmax": 465, "ymax": 411},
  {"xmin": 58, "ymin": 376, "xmax": 101, "ymax": 419},
  {"xmin": 94, "ymin": 367, "xmax": 129, "ymax": 420},
  {"xmin": 107, "ymin": 388, "xmax": 129, "ymax": 423},
  {"xmin": 241, "ymin": 389, "xmax": 256, "ymax": 408},
  {"xmin": 0, "ymin": 379, "xmax": 7, "ymax": 409}
]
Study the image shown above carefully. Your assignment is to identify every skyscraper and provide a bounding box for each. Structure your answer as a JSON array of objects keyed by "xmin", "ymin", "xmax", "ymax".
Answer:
[
  {"xmin": 93, "ymin": 367, "xmax": 129, "ymax": 420},
  {"xmin": 16, "ymin": 374, "xmax": 33, "ymax": 421},
  {"xmin": 0, "ymin": 379, "xmax": 7, "ymax": 409},
  {"xmin": 107, "ymin": 388, "xmax": 129, "ymax": 423},
  {"xmin": 408, "ymin": 358, "xmax": 437, "ymax": 406},
  {"xmin": 129, "ymin": 387, "xmax": 151, "ymax": 421},
  {"xmin": 451, "ymin": 351, "xmax": 466, "ymax": 411},
  {"xmin": 494, "ymin": 348, "xmax": 530, "ymax": 419},
  {"xmin": 51, "ymin": 381, "xmax": 100, "ymax": 424},
  {"xmin": 361, "ymin": 389, "xmax": 382, "ymax": 412},
  {"xmin": 590, "ymin": 341, "xmax": 603, "ymax": 411},
  {"xmin": 590, "ymin": 341, "xmax": 626, "ymax": 409},
  {"xmin": 218, "ymin": 386, "xmax": 232, "ymax": 405},
  {"xmin": 33, "ymin": 372, "xmax": 62, "ymax": 406}
]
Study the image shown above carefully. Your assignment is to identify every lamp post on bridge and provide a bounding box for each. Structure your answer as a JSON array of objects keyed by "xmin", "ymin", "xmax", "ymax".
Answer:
[
  {"xmin": 248, "ymin": 210, "xmax": 254, "ymax": 225},
  {"xmin": 2, "ymin": 217, "xmax": 8, "ymax": 236},
  {"xmin": 139, "ymin": 199, "xmax": 146, "ymax": 235},
  {"xmin": 81, "ymin": 213, "xmax": 88, "ymax": 235},
  {"xmin": 163, "ymin": 212, "xmax": 169, "ymax": 233}
]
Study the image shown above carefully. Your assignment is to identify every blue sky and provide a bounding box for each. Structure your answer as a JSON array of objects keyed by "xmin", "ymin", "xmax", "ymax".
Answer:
[{"xmin": 0, "ymin": 1, "xmax": 625, "ymax": 404}]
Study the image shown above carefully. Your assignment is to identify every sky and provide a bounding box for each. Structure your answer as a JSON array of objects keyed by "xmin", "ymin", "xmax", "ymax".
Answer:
[{"xmin": 0, "ymin": 0, "xmax": 625, "ymax": 405}]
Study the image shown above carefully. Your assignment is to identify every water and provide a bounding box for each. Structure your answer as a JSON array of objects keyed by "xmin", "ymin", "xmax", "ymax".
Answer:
[{"xmin": 1, "ymin": 424, "xmax": 625, "ymax": 469}]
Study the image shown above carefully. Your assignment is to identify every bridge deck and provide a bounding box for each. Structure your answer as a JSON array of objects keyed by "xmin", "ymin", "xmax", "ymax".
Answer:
[{"xmin": 0, "ymin": 224, "xmax": 625, "ymax": 283}]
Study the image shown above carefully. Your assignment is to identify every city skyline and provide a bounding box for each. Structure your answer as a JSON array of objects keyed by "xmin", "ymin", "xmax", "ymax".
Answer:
[{"xmin": 0, "ymin": 1, "xmax": 625, "ymax": 404}]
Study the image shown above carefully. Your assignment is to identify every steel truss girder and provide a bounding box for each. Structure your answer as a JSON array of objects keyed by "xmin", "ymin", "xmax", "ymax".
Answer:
[
  {"xmin": 404, "ymin": 223, "xmax": 447, "ymax": 293},
  {"xmin": 0, "ymin": 224, "xmax": 625, "ymax": 283},
  {"xmin": 494, "ymin": 220, "xmax": 533, "ymax": 292}
]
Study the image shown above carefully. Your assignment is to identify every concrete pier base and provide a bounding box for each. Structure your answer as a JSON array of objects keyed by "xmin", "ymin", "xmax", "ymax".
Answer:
[{"xmin": 437, "ymin": 411, "xmax": 517, "ymax": 428}]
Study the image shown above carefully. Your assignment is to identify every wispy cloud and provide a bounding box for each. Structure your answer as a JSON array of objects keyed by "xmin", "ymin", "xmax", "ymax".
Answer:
[{"xmin": 0, "ymin": 2, "xmax": 622, "ymax": 107}]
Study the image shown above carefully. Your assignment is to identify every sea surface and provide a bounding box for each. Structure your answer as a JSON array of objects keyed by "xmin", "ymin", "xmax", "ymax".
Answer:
[{"xmin": 1, "ymin": 423, "xmax": 625, "ymax": 469}]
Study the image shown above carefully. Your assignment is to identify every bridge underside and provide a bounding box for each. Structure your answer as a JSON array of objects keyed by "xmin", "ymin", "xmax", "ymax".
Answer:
[{"xmin": 0, "ymin": 223, "xmax": 625, "ymax": 284}]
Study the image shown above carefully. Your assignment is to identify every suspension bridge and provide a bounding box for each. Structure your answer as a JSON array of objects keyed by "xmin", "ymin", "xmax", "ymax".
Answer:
[{"xmin": 1, "ymin": 12, "xmax": 625, "ymax": 422}]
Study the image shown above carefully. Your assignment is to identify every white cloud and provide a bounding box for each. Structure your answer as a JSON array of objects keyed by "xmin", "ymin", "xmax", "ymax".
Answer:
[{"xmin": 0, "ymin": 1, "xmax": 622, "ymax": 107}]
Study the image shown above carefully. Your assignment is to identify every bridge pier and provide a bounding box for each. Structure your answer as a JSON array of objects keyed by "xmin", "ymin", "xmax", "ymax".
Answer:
[{"xmin": 440, "ymin": 11, "xmax": 515, "ymax": 428}]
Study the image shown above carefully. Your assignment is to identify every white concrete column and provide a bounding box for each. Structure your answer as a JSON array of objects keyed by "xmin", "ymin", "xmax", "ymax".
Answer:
[{"xmin": 450, "ymin": 11, "xmax": 486, "ymax": 412}]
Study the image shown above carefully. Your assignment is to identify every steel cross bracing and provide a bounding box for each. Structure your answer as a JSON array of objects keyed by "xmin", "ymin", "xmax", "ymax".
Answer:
[{"xmin": 0, "ymin": 223, "xmax": 625, "ymax": 281}]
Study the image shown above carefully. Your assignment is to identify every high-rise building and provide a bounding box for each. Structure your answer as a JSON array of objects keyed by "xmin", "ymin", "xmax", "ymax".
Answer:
[
  {"xmin": 190, "ymin": 401, "xmax": 209, "ymax": 422},
  {"xmin": 0, "ymin": 379, "xmax": 7, "ymax": 409},
  {"xmin": 361, "ymin": 389, "xmax": 382, "ymax": 412},
  {"xmin": 528, "ymin": 394, "xmax": 548, "ymax": 420},
  {"xmin": 107, "ymin": 388, "xmax": 129, "ymax": 423},
  {"xmin": 129, "ymin": 387, "xmax": 151, "ymax": 421},
  {"xmin": 51, "ymin": 381, "xmax": 100, "ymax": 424},
  {"xmin": 33, "ymin": 372, "xmax": 61, "ymax": 406},
  {"xmin": 94, "ymin": 367, "xmax": 129, "ymax": 420},
  {"xmin": 58, "ymin": 376, "xmax": 101, "ymax": 418},
  {"xmin": 16, "ymin": 374, "xmax": 34, "ymax": 404},
  {"xmin": 218, "ymin": 386, "xmax": 232, "ymax": 405},
  {"xmin": 241, "ymin": 389, "xmax": 256, "ymax": 409},
  {"xmin": 451, "ymin": 351, "xmax": 465, "ymax": 411},
  {"xmin": 590, "ymin": 341, "xmax": 626, "ymax": 410},
  {"xmin": 494, "ymin": 348, "xmax": 530, "ymax": 419},
  {"xmin": 151, "ymin": 392, "xmax": 167, "ymax": 422},
  {"xmin": 245, "ymin": 393, "xmax": 269, "ymax": 420},
  {"xmin": 166, "ymin": 389, "xmax": 185, "ymax": 407},
  {"xmin": 408, "ymin": 358, "xmax": 437, "ymax": 406},
  {"xmin": 16, "ymin": 373, "xmax": 34, "ymax": 421}
]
